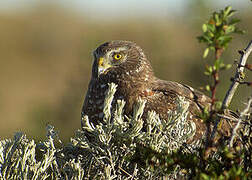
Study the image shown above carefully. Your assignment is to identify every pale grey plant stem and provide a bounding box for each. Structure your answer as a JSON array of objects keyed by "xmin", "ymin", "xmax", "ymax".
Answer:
[
  {"xmin": 229, "ymin": 96, "xmax": 252, "ymax": 148},
  {"xmin": 211, "ymin": 40, "xmax": 252, "ymax": 140},
  {"xmin": 103, "ymin": 83, "xmax": 118, "ymax": 124}
]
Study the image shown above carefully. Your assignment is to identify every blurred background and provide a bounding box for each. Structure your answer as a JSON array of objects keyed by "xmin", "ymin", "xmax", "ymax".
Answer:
[{"xmin": 0, "ymin": 0, "xmax": 251, "ymax": 142}]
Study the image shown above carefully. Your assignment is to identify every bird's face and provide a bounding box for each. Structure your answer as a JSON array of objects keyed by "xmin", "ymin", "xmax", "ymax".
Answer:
[
  {"xmin": 94, "ymin": 46, "xmax": 128, "ymax": 77},
  {"xmin": 92, "ymin": 40, "xmax": 147, "ymax": 79}
]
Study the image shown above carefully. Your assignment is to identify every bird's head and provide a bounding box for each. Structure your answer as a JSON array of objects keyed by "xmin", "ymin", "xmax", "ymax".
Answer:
[{"xmin": 91, "ymin": 40, "xmax": 153, "ymax": 80}]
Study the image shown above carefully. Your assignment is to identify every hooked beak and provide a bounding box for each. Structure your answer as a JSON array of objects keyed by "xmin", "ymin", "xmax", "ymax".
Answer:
[{"xmin": 97, "ymin": 57, "xmax": 111, "ymax": 76}]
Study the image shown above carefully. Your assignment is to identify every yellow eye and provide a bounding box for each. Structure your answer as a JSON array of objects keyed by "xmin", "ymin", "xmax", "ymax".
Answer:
[{"xmin": 113, "ymin": 53, "xmax": 122, "ymax": 60}]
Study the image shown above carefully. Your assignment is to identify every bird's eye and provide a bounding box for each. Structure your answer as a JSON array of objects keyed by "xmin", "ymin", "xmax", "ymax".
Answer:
[{"xmin": 113, "ymin": 53, "xmax": 122, "ymax": 60}]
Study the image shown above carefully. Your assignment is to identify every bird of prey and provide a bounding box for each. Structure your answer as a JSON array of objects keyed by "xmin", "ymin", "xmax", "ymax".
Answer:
[{"xmin": 81, "ymin": 40, "xmax": 230, "ymax": 146}]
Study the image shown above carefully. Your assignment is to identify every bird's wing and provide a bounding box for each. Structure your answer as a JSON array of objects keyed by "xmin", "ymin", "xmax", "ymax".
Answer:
[{"xmin": 152, "ymin": 79, "xmax": 211, "ymax": 109}]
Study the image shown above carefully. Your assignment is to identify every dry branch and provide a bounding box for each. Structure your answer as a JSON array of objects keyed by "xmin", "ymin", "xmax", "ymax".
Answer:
[
  {"xmin": 222, "ymin": 40, "xmax": 252, "ymax": 109},
  {"xmin": 211, "ymin": 40, "xmax": 252, "ymax": 140}
]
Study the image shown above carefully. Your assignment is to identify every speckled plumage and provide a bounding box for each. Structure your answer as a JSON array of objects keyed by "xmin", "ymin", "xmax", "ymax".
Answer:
[{"xmin": 81, "ymin": 40, "xmax": 218, "ymax": 144}]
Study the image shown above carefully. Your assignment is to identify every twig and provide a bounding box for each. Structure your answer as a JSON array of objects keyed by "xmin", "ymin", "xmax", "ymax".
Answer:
[
  {"xmin": 222, "ymin": 40, "xmax": 252, "ymax": 109},
  {"xmin": 229, "ymin": 97, "xmax": 252, "ymax": 148},
  {"xmin": 118, "ymin": 166, "xmax": 132, "ymax": 177},
  {"xmin": 231, "ymin": 80, "xmax": 252, "ymax": 86},
  {"xmin": 238, "ymin": 63, "xmax": 252, "ymax": 71},
  {"xmin": 217, "ymin": 114, "xmax": 250, "ymax": 125},
  {"xmin": 211, "ymin": 40, "xmax": 252, "ymax": 140}
]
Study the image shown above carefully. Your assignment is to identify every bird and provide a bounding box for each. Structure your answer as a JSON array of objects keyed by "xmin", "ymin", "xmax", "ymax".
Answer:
[{"xmin": 81, "ymin": 40, "xmax": 230, "ymax": 147}]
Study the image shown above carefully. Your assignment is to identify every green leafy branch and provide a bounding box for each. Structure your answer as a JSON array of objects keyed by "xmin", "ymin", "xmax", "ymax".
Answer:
[
  {"xmin": 197, "ymin": 6, "xmax": 245, "ymax": 147},
  {"xmin": 198, "ymin": 6, "xmax": 244, "ymax": 110}
]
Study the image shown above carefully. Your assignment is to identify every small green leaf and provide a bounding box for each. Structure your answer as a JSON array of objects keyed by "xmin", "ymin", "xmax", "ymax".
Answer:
[
  {"xmin": 227, "ymin": 10, "xmax": 236, "ymax": 17},
  {"xmin": 225, "ymin": 6, "xmax": 232, "ymax": 13},
  {"xmin": 205, "ymin": 65, "xmax": 213, "ymax": 73},
  {"xmin": 224, "ymin": 6, "xmax": 232, "ymax": 17},
  {"xmin": 234, "ymin": 29, "xmax": 245, "ymax": 34},
  {"xmin": 225, "ymin": 25, "xmax": 235, "ymax": 33},
  {"xmin": 206, "ymin": 24, "xmax": 215, "ymax": 32},
  {"xmin": 200, "ymin": 173, "xmax": 211, "ymax": 180},
  {"xmin": 218, "ymin": 36, "xmax": 232, "ymax": 46},
  {"xmin": 209, "ymin": 66, "xmax": 213, "ymax": 73},
  {"xmin": 203, "ymin": 106, "xmax": 209, "ymax": 115},
  {"xmin": 205, "ymin": 85, "xmax": 211, "ymax": 92},
  {"xmin": 209, "ymin": 46, "xmax": 215, "ymax": 51},
  {"xmin": 226, "ymin": 151, "xmax": 234, "ymax": 159},
  {"xmin": 225, "ymin": 64, "xmax": 232, "ymax": 70},
  {"xmin": 229, "ymin": 18, "xmax": 240, "ymax": 25},
  {"xmin": 197, "ymin": 36, "xmax": 204, "ymax": 42},
  {"xmin": 199, "ymin": 35, "xmax": 212, "ymax": 43},
  {"xmin": 214, "ymin": 13, "xmax": 221, "ymax": 26},
  {"xmin": 219, "ymin": 62, "xmax": 225, "ymax": 68},
  {"xmin": 207, "ymin": 31, "xmax": 214, "ymax": 38},
  {"xmin": 202, "ymin": 24, "xmax": 207, "ymax": 32},
  {"xmin": 215, "ymin": 101, "xmax": 222, "ymax": 110},
  {"xmin": 236, "ymin": 167, "xmax": 242, "ymax": 175},
  {"xmin": 203, "ymin": 48, "xmax": 209, "ymax": 58},
  {"xmin": 204, "ymin": 71, "xmax": 211, "ymax": 76}
]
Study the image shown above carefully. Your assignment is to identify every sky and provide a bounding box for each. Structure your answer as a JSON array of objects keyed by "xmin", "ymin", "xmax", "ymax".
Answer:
[{"xmin": 0, "ymin": 0, "xmax": 249, "ymax": 19}]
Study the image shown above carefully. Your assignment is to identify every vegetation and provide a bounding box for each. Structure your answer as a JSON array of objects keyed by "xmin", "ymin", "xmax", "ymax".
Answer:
[{"xmin": 0, "ymin": 5, "xmax": 252, "ymax": 180}]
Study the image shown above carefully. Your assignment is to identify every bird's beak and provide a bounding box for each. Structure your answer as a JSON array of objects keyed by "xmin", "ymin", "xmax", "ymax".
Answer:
[{"xmin": 97, "ymin": 57, "xmax": 111, "ymax": 76}]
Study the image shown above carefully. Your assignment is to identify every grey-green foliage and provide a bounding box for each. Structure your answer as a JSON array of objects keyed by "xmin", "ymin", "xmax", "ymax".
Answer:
[
  {"xmin": 0, "ymin": 127, "xmax": 84, "ymax": 179},
  {"xmin": 67, "ymin": 83, "xmax": 196, "ymax": 179},
  {"xmin": 0, "ymin": 83, "xmax": 195, "ymax": 179},
  {"xmin": 0, "ymin": 132, "xmax": 40, "ymax": 179}
]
